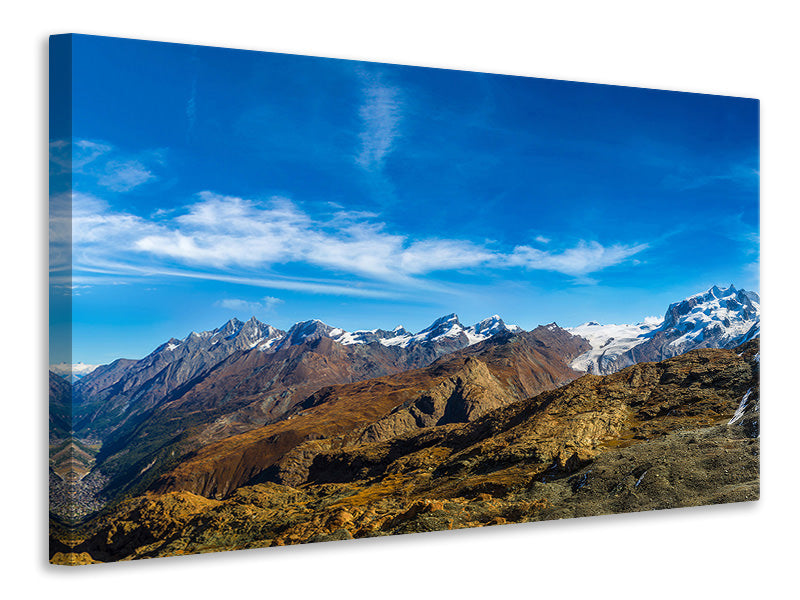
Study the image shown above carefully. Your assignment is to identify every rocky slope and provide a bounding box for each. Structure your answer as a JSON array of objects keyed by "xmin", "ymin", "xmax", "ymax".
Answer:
[
  {"xmin": 54, "ymin": 340, "xmax": 758, "ymax": 563},
  {"xmin": 49, "ymin": 371, "xmax": 73, "ymax": 443},
  {"xmin": 568, "ymin": 285, "xmax": 760, "ymax": 374}
]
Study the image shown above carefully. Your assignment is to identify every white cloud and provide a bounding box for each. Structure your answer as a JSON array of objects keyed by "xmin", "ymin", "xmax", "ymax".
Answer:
[
  {"xmin": 355, "ymin": 73, "xmax": 402, "ymax": 171},
  {"xmin": 135, "ymin": 193, "xmax": 313, "ymax": 268},
  {"xmin": 97, "ymin": 159, "xmax": 154, "ymax": 192},
  {"xmin": 507, "ymin": 240, "xmax": 648, "ymax": 277},
  {"xmin": 133, "ymin": 193, "xmax": 496, "ymax": 280},
  {"xmin": 215, "ymin": 296, "xmax": 283, "ymax": 313},
  {"xmin": 534, "ymin": 235, "xmax": 551, "ymax": 244},
  {"xmin": 67, "ymin": 191, "xmax": 648, "ymax": 292},
  {"xmin": 399, "ymin": 240, "xmax": 497, "ymax": 275},
  {"xmin": 72, "ymin": 193, "xmax": 160, "ymax": 245}
]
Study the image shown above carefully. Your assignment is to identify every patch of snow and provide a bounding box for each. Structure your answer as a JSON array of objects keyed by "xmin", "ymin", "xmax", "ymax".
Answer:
[
  {"xmin": 566, "ymin": 320, "xmax": 661, "ymax": 373},
  {"xmin": 257, "ymin": 336, "xmax": 283, "ymax": 351},
  {"xmin": 729, "ymin": 388, "xmax": 753, "ymax": 425},
  {"xmin": 379, "ymin": 336, "xmax": 411, "ymax": 347},
  {"xmin": 463, "ymin": 330, "xmax": 488, "ymax": 345}
]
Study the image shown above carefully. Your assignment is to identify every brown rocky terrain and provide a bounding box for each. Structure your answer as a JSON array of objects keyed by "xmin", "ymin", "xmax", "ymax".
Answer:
[{"xmin": 52, "ymin": 340, "xmax": 759, "ymax": 564}]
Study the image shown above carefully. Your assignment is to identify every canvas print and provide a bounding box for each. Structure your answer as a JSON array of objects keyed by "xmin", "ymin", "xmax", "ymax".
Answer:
[{"xmin": 49, "ymin": 34, "xmax": 760, "ymax": 565}]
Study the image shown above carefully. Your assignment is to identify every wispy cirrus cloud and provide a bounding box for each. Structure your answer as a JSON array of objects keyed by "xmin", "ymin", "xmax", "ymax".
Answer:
[
  {"xmin": 354, "ymin": 72, "xmax": 403, "ymax": 172},
  {"xmin": 663, "ymin": 162, "xmax": 759, "ymax": 191},
  {"xmin": 69, "ymin": 191, "xmax": 648, "ymax": 293},
  {"xmin": 49, "ymin": 138, "xmax": 162, "ymax": 193},
  {"xmin": 49, "ymin": 139, "xmax": 112, "ymax": 171}
]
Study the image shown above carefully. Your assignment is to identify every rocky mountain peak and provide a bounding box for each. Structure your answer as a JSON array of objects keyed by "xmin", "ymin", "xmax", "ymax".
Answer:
[
  {"xmin": 471, "ymin": 315, "xmax": 506, "ymax": 336},
  {"xmin": 216, "ymin": 317, "xmax": 245, "ymax": 337},
  {"xmin": 663, "ymin": 285, "xmax": 759, "ymax": 330},
  {"xmin": 413, "ymin": 313, "xmax": 464, "ymax": 342},
  {"xmin": 278, "ymin": 319, "xmax": 336, "ymax": 348}
]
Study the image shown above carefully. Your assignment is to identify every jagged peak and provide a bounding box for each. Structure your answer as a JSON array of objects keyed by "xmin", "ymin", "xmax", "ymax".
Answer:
[
  {"xmin": 425, "ymin": 313, "xmax": 460, "ymax": 327},
  {"xmin": 470, "ymin": 315, "xmax": 507, "ymax": 336},
  {"xmin": 274, "ymin": 319, "xmax": 337, "ymax": 348},
  {"xmin": 287, "ymin": 318, "xmax": 333, "ymax": 332},
  {"xmin": 219, "ymin": 317, "xmax": 244, "ymax": 329}
]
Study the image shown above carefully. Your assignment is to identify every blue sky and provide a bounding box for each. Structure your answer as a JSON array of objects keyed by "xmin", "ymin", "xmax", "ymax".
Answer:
[{"xmin": 50, "ymin": 35, "xmax": 759, "ymax": 365}]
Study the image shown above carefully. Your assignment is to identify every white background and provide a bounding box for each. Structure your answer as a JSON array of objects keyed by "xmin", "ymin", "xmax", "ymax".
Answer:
[{"xmin": 2, "ymin": 1, "xmax": 797, "ymax": 597}]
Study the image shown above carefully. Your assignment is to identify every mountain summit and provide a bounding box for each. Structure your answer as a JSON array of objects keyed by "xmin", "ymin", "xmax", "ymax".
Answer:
[{"xmin": 567, "ymin": 285, "xmax": 760, "ymax": 374}]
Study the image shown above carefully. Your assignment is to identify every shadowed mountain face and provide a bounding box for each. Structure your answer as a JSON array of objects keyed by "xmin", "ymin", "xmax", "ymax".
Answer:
[
  {"xmin": 49, "ymin": 371, "xmax": 73, "ymax": 443},
  {"xmin": 59, "ymin": 340, "xmax": 758, "ymax": 563},
  {"xmin": 91, "ymin": 334, "xmax": 459, "ymax": 498},
  {"xmin": 72, "ymin": 313, "xmax": 520, "ymax": 446}
]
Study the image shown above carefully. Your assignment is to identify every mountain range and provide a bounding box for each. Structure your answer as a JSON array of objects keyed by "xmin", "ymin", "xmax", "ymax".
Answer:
[
  {"xmin": 67, "ymin": 313, "xmax": 522, "ymax": 443},
  {"xmin": 49, "ymin": 284, "xmax": 761, "ymax": 564}
]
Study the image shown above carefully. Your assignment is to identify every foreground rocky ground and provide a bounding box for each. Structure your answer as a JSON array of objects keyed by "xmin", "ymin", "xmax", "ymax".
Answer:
[{"xmin": 51, "ymin": 341, "xmax": 759, "ymax": 564}]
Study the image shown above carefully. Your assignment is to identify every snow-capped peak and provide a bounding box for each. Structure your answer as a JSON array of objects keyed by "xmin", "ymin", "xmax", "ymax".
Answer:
[
  {"xmin": 566, "ymin": 284, "xmax": 760, "ymax": 375},
  {"xmin": 662, "ymin": 285, "xmax": 759, "ymax": 348},
  {"xmin": 275, "ymin": 319, "xmax": 336, "ymax": 349},
  {"xmin": 471, "ymin": 315, "xmax": 504, "ymax": 336}
]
